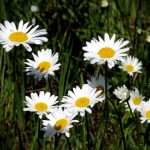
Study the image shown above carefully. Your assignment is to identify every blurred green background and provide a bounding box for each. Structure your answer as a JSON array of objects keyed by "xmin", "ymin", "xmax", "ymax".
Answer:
[{"xmin": 0, "ymin": 0, "xmax": 150, "ymax": 149}]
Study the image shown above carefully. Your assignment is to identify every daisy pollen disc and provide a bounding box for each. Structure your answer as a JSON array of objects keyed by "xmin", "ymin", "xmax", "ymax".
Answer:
[
  {"xmin": 96, "ymin": 85, "xmax": 104, "ymax": 96},
  {"xmin": 54, "ymin": 119, "xmax": 68, "ymax": 130},
  {"xmin": 98, "ymin": 47, "xmax": 115, "ymax": 58},
  {"xmin": 87, "ymin": 74, "xmax": 111, "ymax": 100},
  {"xmin": 133, "ymin": 96, "xmax": 141, "ymax": 105},
  {"xmin": 35, "ymin": 102, "xmax": 48, "ymax": 112},
  {"xmin": 75, "ymin": 97, "xmax": 90, "ymax": 107},
  {"xmin": 146, "ymin": 111, "xmax": 150, "ymax": 119},
  {"xmin": 9, "ymin": 32, "xmax": 28, "ymax": 42},
  {"xmin": 37, "ymin": 61, "xmax": 51, "ymax": 72},
  {"xmin": 125, "ymin": 65, "xmax": 134, "ymax": 72}
]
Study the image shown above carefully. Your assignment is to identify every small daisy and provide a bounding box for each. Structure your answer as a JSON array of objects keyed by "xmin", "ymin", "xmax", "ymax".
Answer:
[
  {"xmin": 31, "ymin": 5, "xmax": 39, "ymax": 12},
  {"xmin": 146, "ymin": 35, "xmax": 150, "ymax": 43},
  {"xmin": 113, "ymin": 85, "xmax": 130, "ymax": 102},
  {"xmin": 25, "ymin": 49, "xmax": 61, "ymax": 80},
  {"xmin": 139, "ymin": 100, "xmax": 150, "ymax": 123},
  {"xmin": 101, "ymin": 0, "xmax": 108, "ymax": 8},
  {"xmin": 126, "ymin": 88, "xmax": 144, "ymax": 112},
  {"xmin": 61, "ymin": 84, "xmax": 104, "ymax": 117},
  {"xmin": 82, "ymin": 33, "xmax": 129, "ymax": 68},
  {"xmin": 119, "ymin": 56, "xmax": 142, "ymax": 76},
  {"xmin": 87, "ymin": 74, "xmax": 111, "ymax": 100},
  {"xmin": 23, "ymin": 91, "xmax": 58, "ymax": 119},
  {"xmin": 0, "ymin": 20, "xmax": 48, "ymax": 52},
  {"xmin": 42, "ymin": 107, "xmax": 79, "ymax": 137}
]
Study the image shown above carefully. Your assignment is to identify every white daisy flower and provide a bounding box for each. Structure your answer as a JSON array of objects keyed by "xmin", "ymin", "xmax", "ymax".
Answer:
[
  {"xmin": 146, "ymin": 35, "xmax": 150, "ymax": 43},
  {"xmin": 23, "ymin": 91, "xmax": 58, "ymax": 119},
  {"xmin": 101, "ymin": 0, "xmax": 108, "ymax": 8},
  {"xmin": 31, "ymin": 5, "xmax": 39, "ymax": 12},
  {"xmin": 119, "ymin": 56, "xmax": 142, "ymax": 76},
  {"xmin": 42, "ymin": 107, "xmax": 79, "ymax": 137},
  {"xmin": 126, "ymin": 88, "xmax": 144, "ymax": 112},
  {"xmin": 25, "ymin": 49, "xmax": 61, "ymax": 81},
  {"xmin": 0, "ymin": 20, "xmax": 48, "ymax": 52},
  {"xmin": 113, "ymin": 85, "xmax": 130, "ymax": 102},
  {"xmin": 87, "ymin": 74, "xmax": 111, "ymax": 100},
  {"xmin": 82, "ymin": 33, "xmax": 129, "ymax": 68},
  {"xmin": 139, "ymin": 100, "xmax": 150, "ymax": 123},
  {"xmin": 61, "ymin": 84, "xmax": 104, "ymax": 117}
]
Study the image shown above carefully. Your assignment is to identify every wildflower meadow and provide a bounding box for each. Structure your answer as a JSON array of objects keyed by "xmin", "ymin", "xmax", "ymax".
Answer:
[{"xmin": 0, "ymin": 0, "xmax": 150, "ymax": 149}]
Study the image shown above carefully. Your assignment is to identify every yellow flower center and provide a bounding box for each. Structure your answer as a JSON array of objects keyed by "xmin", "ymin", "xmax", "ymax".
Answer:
[
  {"xmin": 133, "ymin": 96, "xmax": 141, "ymax": 105},
  {"xmin": 54, "ymin": 119, "xmax": 68, "ymax": 130},
  {"xmin": 125, "ymin": 65, "xmax": 134, "ymax": 72},
  {"xmin": 75, "ymin": 97, "xmax": 90, "ymax": 107},
  {"xmin": 96, "ymin": 85, "xmax": 104, "ymax": 96},
  {"xmin": 37, "ymin": 61, "xmax": 51, "ymax": 72},
  {"xmin": 97, "ymin": 47, "xmax": 115, "ymax": 58},
  {"xmin": 9, "ymin": 32, "xmax": 28, "ymax": 42},
  {"xmin": 146, "ymin": 110, "xmax": 150, "ymax": 119},
  {"xmin": 35, "ymin": 102, "xmax": 48, "ymax": 112}
]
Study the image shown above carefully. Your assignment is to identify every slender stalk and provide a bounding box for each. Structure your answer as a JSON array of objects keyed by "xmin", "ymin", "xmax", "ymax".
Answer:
[
  {"xmin": 108, "ymin": 98, "xmax": 126, "ymax": 150},
  {"xmin": 126, "ymin": 101, "xmax": 135, "ymax": 118},
  {"xmin": 144, "ymin": 123, "xmax": 150, "ymax": 148},
  {"xmin": 13, "ymin": 49, "xmax": 17, "ymax": 119},
  {"xmin": 54, "ymin": 134, "xmax": 60, "ymax": 150},
  {"xmin": 7, "ymin": 50, "xmax": 17, "ymax": 139},
  {"xmin": 85, "ymin": 112, "xmax": 90, "ymax": 150},
  {"xmin": 132, "ymin": 0, "xmax": 142, "ymax": 52},
  {"xmin": 100, "ymin": 62, "xmax": 108, "ymax": 149},
  {"xmin": 105, "ymin": 62, "xmax": 108, "ymax": 119},
  {"xmin": 37, "ymin": 118, "xmax": 41, "ymax": 150},
  {"xmin": 127, "ymin": 99, "xmax": 142, "ymax": 147},
  {"xmin": 106, "ymin": 2, "xmax": 109, "ymax": 33},
  {"xmin": 66, "ymin": 136, "xmax": 71, "ymax": 150},
  {"xmin": 82, "ymin": 116, "xmax": 86, "ymax": 150},
  {"xmin": 48, "ymin": 76, "xmax": 53, "ymax": 94}
]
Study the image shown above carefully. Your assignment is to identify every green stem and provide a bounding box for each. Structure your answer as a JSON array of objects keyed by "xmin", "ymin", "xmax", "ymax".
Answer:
[
  {"xmin": 106, "ymin": 2, "xmax": 109, "ymax": 32},
  {"xmin": 48, "ymin": 76, "xmax": 53, "ymax": 94},
  {"xmin": 144, "ymin": 124, "xmax": 150, "ymax": 148},
  {"xmin": 54, "ymin": 134, "xmax": 60, "ymax": 150},
  {"xmin": 82, "ymin": 116, "xmax": 86, "ymax": 150},
  {"xmin": 7, "ymin": 50, "xmax": 17, "ymax": 139},
  {"xmin": 126, "ymin": 101, "xmax": 135, "ymax": 118},
  {"xmin": 100, "ymin": 62, "xmax": 108, "ymax": 149},
  {"xmin": 105, "ymin": 62, "xmax": 108, "ymax": 119},
  {"xmin": 66, "ymin": 136, "xmax": 71, "ymax": 150},
  {"xmin": 37, "ymin": 118, "xmax": 41, "ymax": 150},
  {"xmin": 85, "ymin": 112, "xmax": 90, "ymax": 150},
  {"xmin": 108, "ymin": 98, "xmax": 126, "ymax": 150}
]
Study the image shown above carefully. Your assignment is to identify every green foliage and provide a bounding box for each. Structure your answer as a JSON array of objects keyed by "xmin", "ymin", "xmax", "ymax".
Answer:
[{"xmin": 0, "ymin": 0, "xmax": 150, "ymax": 149}]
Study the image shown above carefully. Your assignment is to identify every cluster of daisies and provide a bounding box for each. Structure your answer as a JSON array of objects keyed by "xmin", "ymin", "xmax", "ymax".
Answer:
[
  {"xmin": 113, "ymin": 85, "xmax": 150, "ymax": 123},
  {"xmin": 0, "ymin": 20, "xmax": 149, "ymax": 138}
]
